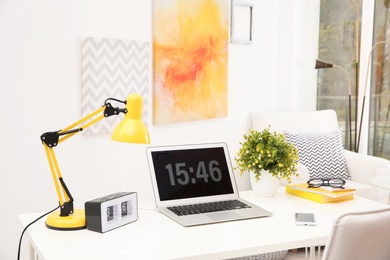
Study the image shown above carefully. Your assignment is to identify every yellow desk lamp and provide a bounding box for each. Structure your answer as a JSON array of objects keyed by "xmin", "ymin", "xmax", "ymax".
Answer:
[{"xmin": 40, "ymin": 93, "xmax": 150, "ymax": 230}]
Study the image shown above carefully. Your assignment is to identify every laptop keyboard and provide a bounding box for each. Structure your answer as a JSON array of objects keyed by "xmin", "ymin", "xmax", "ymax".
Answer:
[{"xmin": 167, "ymin": 200, "xmax": 252, "ymax": 216}]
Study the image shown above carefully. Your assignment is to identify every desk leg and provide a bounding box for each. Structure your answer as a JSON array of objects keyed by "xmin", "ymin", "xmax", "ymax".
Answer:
[
  {"xmin": 306, "ymin": 246, "xmax": 317, "ymax": 260},
  {"xmin": 310, "ymin": 246, "xmax": 315, "ymax": 260},
  {"xmin": 305, "ymin": 247, "xmax": 316, "ymax": 260},
  {"xmin": 29, "ymin": 243, "xmax": 38, "ymax": 260}
]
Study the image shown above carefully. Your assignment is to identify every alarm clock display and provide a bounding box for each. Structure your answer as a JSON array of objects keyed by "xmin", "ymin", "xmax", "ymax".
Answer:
[{"xmin": 107, "ymin": 205, "xmax": 114, "ymax": 222}]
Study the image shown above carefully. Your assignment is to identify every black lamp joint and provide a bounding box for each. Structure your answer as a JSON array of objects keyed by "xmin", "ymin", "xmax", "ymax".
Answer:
[{"xmin": 41, "ymin": 131, "xmax": 60, "ymax": 147}]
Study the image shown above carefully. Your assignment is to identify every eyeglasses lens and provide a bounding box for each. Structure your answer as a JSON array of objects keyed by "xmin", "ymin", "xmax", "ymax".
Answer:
[
  {"xmin": 308, "ymin": 179, "xmax": 323, "ymax": 187},
  {"xmin": 329, "ymin": 179, "xmax": 345, "ymax": 188}
]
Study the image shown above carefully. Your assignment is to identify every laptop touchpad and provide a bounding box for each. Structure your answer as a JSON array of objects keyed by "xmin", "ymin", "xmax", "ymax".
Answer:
[{"xmin": 207, "ymin": 211, "xmax": 241, "ymax": 221}]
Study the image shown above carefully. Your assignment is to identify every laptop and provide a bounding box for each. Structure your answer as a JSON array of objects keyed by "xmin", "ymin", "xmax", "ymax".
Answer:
[{"xmin": 146, "ymin": 142, "xmax": 272, "ymax": 227}]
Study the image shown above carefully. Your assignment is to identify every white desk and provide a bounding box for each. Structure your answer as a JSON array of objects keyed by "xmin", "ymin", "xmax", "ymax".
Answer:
[{"xmin": 19, "ymin": 188, "xmax": 389, "ymax": 260}]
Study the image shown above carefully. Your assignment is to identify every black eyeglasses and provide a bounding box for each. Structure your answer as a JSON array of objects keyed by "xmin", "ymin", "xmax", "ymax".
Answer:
[{"xmin": 307, "ymin": 178, "xmax": 346, "ymax": 189}]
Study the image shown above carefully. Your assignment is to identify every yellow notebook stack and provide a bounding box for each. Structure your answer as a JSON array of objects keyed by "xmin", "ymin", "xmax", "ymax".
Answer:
[{"xmin": 286, "ymin": 182, "xmax": 355, "ymax": 203}]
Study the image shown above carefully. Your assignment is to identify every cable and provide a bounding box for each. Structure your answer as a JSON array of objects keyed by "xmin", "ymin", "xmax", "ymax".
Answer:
[{"xmin": 17, "ymin": 205, "xmax": 60, "ymax": 260}]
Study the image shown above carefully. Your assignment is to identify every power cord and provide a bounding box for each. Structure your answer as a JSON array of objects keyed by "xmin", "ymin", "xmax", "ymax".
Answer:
[{"xmin": 17, "ymin": 205, "xmax": 60, "ymax": 260}]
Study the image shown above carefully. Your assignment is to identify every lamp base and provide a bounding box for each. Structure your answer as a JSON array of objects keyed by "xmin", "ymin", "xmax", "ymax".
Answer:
[{"xmin": 46, "ymin": 209, "xmax": 86, "ymax": 231}]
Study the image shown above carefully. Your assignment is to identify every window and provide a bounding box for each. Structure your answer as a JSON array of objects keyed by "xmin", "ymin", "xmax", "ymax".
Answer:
[
  {"xmin": 318, "ymin": 0, "xmax": 390, "ymax": 160},
  {"xmin": 317, "ymin": 0, "xmax": 362, "ymax": 151},
  {"xmin": 367, "ymin": 0, "xmax": 390, "ymax": 159}
]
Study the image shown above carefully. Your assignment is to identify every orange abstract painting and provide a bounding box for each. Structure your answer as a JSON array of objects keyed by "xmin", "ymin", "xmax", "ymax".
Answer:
[{"xmin": 153, "ymin": 0, "xmax": 229, "ymax": 125}]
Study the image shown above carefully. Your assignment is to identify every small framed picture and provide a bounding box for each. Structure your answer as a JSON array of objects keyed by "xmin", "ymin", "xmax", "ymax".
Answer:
[{"xmin": 230, "ymin": 0, "xmax": 253, "ymax": 44}]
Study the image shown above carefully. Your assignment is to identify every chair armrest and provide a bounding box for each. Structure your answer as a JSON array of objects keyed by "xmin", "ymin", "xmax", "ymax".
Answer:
[
  {"xmin": 344, "ymin": 150, "xmax": 390, "ymax": 184},
  {"xmin": 343, "ymin": 150, "xmax": 390, "ymax": 200}
]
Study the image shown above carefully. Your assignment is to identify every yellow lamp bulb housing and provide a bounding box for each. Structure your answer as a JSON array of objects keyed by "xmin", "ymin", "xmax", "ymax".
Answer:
[{"xmin": 111, "ymin": 94, "xmax": 150, "ymax": 144}]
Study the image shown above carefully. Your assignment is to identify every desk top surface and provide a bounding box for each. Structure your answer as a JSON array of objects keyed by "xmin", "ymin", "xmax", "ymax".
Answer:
[{"xmin": 19, "ymin": 188, "xmax": 389, "ymax": 260}]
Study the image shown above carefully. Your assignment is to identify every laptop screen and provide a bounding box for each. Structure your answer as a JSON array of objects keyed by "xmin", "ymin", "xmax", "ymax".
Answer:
[{"xmin": 150, "ymin": 146, "xmax": 235, "ymax": 201}]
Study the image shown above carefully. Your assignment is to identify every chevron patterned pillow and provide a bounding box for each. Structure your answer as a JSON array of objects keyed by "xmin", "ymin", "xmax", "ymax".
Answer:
[{"xmin": 284, "ymin": 129, "xmax": 350, "ymax": 180}]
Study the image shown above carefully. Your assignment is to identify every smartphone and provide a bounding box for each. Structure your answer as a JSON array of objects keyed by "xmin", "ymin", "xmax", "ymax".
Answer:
[{"xmin": 294, "ymin": 213, "xmax": 316, "ymax": 226}]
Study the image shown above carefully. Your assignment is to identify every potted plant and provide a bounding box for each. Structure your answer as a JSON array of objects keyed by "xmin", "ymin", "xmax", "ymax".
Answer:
[{"xmin": 234, "ymin": 126, "xmax": 299, "ymax": 196}]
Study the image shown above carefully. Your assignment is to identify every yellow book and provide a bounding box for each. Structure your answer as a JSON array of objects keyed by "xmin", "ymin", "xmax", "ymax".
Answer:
[
  {"xmin": 319, "ymin": 185, "xmax": 356, "ymax": 193},
  {"xmin": 288, "ymin": 183, "xmax": 355, "ymax": 198},
  {"xmin": 286, "ymin": 184, "xmax": 354, "ymax": 203}
]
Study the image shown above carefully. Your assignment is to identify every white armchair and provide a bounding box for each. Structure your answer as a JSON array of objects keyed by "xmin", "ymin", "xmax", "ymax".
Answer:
[
  {"xmin": 322, "ymin": 208, "xmax": 390, "ymax": 260},
  {"xmin": 250, "ymin": 109, "xmax": 390, "ymax": 200}
]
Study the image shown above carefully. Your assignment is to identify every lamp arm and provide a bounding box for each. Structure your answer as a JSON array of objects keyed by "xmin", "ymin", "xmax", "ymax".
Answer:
[{"xmin": 40, "ymin": 99, "xmax": 127, "ymax": 216}]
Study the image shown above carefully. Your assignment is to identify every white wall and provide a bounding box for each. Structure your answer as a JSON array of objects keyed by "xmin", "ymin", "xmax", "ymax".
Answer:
[{"xmin": 0, "ymin": 0, "xmax": 319, "ymax": 259}]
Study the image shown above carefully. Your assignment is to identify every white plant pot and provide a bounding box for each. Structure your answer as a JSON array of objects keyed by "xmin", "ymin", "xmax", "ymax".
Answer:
[{"xmin": 250, "ymin": 170, "xmax": 279, "ymax": 197}]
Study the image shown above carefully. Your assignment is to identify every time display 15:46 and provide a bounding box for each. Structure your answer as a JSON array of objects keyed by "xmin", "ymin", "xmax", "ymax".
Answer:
[{"xmin": 165, "ymin": 160, "xmax": 223, "ymax": 186}]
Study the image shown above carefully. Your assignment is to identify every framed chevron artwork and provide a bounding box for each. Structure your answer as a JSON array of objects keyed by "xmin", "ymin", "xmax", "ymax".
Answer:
[
  {"xmin": 81, "ymin": 37, "xmax": 150, "ymax": 135},
  {"xmin": 153, "ymin": 0, "xmax": 229, "ymax": 125}
]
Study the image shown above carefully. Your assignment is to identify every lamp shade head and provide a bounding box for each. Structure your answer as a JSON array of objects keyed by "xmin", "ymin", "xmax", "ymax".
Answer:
[
  {"xmin": 111, "ymin": 94, "xmax": 150, "ymax": 144},
  {"xmin": 315, "ymin": 59, "xmax": 334, "ymax": 69}
]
